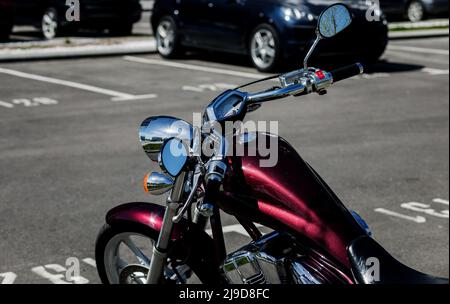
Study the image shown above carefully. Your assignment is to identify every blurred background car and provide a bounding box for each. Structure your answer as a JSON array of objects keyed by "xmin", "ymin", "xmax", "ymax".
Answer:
[
  {"xmin": 10, "ymin": 0, "xmax": 143, "ymax": 40},
  {"xmin": 151, "ymin": 0, "xmax": 389, "ymax": 72},
  {"xmin": 0, "ymin": 0, "xmax": 13, "ymax": 41},
  {"xmin": 380, "ymin": 0, "xmax": 449, "ymax": 22}
]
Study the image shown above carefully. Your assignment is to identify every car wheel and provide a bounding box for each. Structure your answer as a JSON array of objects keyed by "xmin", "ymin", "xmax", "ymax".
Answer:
[
  {"xmin": 155, "ymin": 16, "xmax": 183, "ymax": 58},
  {"xmin": 406, "ymin": 1, "xmax": 425, "ymax": 22},
  {"xmin": 41, "ymin": 8, "xmax": 59, "ymax": 39},
  {"xmin": 249, "ymin": 24, "xmax": 281, "ymax": 72}
]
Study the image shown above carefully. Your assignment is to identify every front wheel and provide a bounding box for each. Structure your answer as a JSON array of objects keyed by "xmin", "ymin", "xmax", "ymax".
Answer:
[
  {"xmin": 95, "ymin": 222, "xmax": 203, "ymax": 284},
  {"xmin": 249, "ymin": 24, "xmax": 282, "ymax": 72}
]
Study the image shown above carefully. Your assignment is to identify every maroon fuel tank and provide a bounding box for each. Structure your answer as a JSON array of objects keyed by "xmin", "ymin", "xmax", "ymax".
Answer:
[{"xmin": 222, "ymin": 132, "xmax": 366, "ymax": 268}]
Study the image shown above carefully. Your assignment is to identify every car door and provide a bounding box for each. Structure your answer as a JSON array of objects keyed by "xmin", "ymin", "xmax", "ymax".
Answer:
[
  {"xmin": 203, "ymin": 0, "xmax": 247, "ymax": 52},
  {"xmin": 378, "ymin": 0, "xmax": 408, "ymax": 16},
  {"xmin": 12, "ymin": 0, "xmax": 46, "ymax": 25},
  {"xmin": 179, "ymin": 0, "xmax": 246, "ymax": 51},
  {"xmin": 177, "ymin": 0, "xmax": 211, "ymax": 46}
]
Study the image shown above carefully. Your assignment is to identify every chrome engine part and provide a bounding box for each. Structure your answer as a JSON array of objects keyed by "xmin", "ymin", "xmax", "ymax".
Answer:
[{"xmin": 222, "ymin": 231, "xmax": 325, "ymax": 284}]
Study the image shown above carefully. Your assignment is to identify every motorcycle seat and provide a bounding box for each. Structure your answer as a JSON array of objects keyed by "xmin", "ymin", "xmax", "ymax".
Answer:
[{"xmin": 347, "ymin": 235, "xmax": 449, "ymax": 284}]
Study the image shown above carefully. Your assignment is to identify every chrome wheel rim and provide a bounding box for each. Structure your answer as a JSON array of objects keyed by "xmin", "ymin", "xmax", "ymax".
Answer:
[
  {"xmin": 156, "ymin": 20, "xmax": 176, "ymax": 56},
  {"xmin": 407, "ymin": 2, "xmax": 424, "ymax": 22},
  {"xmin": 250, "ymin": 29, "xmax": 276, "ymax": 70},
  {"xmin": 42, "ymin": 10, "xmax": 58, "ymax": 39},
  {"xmin": 104, "ymin": 232, "xmax": 153, "ymax": 284}
]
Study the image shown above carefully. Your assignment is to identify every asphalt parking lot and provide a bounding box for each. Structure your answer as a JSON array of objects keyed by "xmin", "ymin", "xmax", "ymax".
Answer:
[{"xmin": 0, "ymin": 36, "xmax": 448, "ymax": 284}]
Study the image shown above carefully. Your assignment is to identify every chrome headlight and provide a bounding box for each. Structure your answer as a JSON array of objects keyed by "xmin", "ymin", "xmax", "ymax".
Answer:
[{"xmin": 139, "ymin": 116, "xmax": 193, "ymax": 162}]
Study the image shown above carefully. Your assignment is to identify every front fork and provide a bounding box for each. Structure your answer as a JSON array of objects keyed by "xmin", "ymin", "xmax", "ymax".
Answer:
[
  {"xmin": 145, "ymin": 172, "xmax": 212, "ymax": 284},
  {"xmin": 146, "ymin": 172, "xmax": 186, "ymax": 284}
]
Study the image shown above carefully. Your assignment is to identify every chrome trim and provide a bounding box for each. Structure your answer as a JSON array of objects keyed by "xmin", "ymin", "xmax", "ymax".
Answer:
[
  {"xmin": 247, "ymin": 83, "xmax": 305, "ymax": 103},
  {"xmin": 146, "ymin": 172, "xmax": 186, "ymax": 284},
  {"xmin": 291, "ymin": 261, "xmax": 322, "ymax": 284},
  {"xmin": 144, "ymin": 172, "xmax": 174, "ymax": 195},
  {"xmin": 139, "ymin": 116, "xmax": 193, "ymax": 162},
  {"xmin": 303, "ymin": 36, "xmax": 321, "ymax": 71}
]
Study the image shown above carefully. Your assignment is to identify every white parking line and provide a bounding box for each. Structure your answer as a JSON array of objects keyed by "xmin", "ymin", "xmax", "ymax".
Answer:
[
  {"xmin": 0, "ymin": 67, "xmax": 157, "ymax": 102},
  {"xmin": 421, "ymin": 67, "xmax": 449, "ymax": 75},
  {"xmin": 388, "ymin": 45, "xmax": 449, "ymax": 56},
  {"xmin": 82, "ymin": 258, "xmax": 97, "ymax": 268},
  {"xmin": 123, "ymin": 56, "xmax": 266, "ymax": 80},
  {"xmin": 374, "ymin": 208, "xmax": 427, "ymax": 223}
]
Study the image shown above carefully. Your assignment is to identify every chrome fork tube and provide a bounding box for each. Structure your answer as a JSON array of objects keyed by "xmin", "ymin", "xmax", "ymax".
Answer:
[{"xmin": 146, "ymin": 172, "xmax": 186, "ymax": 284}]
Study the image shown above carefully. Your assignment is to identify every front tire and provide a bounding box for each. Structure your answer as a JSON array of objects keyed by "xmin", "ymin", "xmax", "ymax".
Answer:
[
  {"xmin": 95, "ymin": 222, "xmax": 214, "ymax": 284},
  {"xmin": 155, "ymin": 16, "xmax": 183, "ymax": 58},
  {"xmin": 249, "ymin": 24, "xmax": 282, "ymax": 72}
]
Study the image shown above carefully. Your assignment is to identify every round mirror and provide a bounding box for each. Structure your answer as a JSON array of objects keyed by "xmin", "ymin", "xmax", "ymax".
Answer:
[
  {"xmin": 318, "ymin": 4, "xmax": 352, "ymax": 38},
  {"xmin": 159, "ymin": 137, "xmax": 189, "ymax": 177}
]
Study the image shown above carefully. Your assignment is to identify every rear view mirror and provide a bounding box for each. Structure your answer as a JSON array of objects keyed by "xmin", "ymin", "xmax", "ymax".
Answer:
[
  {"xmin": 303, "ymin": 3, "xmax": 353, "ymax": 71},
  {"xmin": 317, "ymin": 4, "xmax": 352, "ymax": 38}
]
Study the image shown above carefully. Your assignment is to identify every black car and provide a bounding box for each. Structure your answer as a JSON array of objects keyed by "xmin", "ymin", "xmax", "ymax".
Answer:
[
  {"xmin": 151, "ymin": 0, "xmax": 389, "ymax": 72},
  {"xmin": 11, "ymin": 0, "xmax": 142, "ymax": 39},
  {"xmin": 0, "ymin": 0, "xmax": 13, "ymax": 41},
  {"xmin": 380, "ymin": 0, "xmax": 448, "ymax": 22}
]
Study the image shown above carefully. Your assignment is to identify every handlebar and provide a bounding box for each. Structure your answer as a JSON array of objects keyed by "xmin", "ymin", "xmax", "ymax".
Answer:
[
  {"xmin": 246, "ymin": 62, "xmax": 363, "ymax": 104},
  {"xmin": 330, "ymin": 63, "xmax": 364, "ymax": 83}
]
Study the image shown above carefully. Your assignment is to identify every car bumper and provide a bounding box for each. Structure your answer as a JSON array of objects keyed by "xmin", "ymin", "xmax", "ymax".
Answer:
[
  {"xmin": 281, "ymin": 18, "xmax": 388, "ymax": 62},
  {"xmin": 422, "ymin": 0, "xmax": 449, "ymax": 15}
]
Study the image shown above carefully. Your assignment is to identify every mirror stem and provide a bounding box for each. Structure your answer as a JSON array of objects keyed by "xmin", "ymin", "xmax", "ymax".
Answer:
[{"xmin": 303, "ymin": 36, "xmax": 321, "ymax": 72}]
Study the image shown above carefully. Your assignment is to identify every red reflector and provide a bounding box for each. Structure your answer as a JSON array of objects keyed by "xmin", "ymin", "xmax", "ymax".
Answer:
[{"xmin": 315, "ymin": 71, "xmax": 325, "ymax": 79}]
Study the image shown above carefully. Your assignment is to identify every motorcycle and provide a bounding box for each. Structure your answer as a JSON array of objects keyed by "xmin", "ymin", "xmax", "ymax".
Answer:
[{"xmin": 95, "ymin": 4, "xmax": 448, "ymax": 284}]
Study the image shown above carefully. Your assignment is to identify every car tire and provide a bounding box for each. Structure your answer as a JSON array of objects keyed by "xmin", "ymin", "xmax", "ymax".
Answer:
[
  {"xmin": 155, "ymin": 16, "xmax": 183, "ymax": 59},
  {"xmin": 406, "ymin": 1, "xmax": 426, "ymax": 22},
  {"xmin": 249, "ymin": 24, "xmax": 282, "ymax": 72},
  {"xmin": 41, "ymin": 7, "xmax": 60, "ymax": 39}
]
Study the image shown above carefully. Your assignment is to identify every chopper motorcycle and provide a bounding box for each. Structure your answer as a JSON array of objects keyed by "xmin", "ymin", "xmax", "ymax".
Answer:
[{"xmin": 95, "ymin": 4, "xmax": 448, "ymax": 284}]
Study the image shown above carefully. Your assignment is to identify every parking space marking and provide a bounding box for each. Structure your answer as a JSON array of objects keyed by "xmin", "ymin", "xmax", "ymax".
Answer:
[
  {"xmin": 421, "ymin": 67, "xmax": 449, "ymax": 75},
  {"xmin": 82, "ymin": 258, "xmax": 97, "ymax": 268},
  {"xmin": 375, "ymin": 198, "xmax": 449, "ymax": 223},
  {"xmin": 0, "ymin": 272, "xmax": 17, "ymax": 284},
  {"xmin": 0, "ymin": 101, "xmax": 14, "ymax": 108},
  {"xmin": 374, "ymin": 208, "xmax": 427, "ymax": 223},
  {"xmin": 388, "ymin": 45, "xmax": 449, "ymax": 56},
  {"xmin": 0, "ymin": 67, "xmax": 157, "ymax": 102},
  {"xmin": 384, "ymin": 50, "xmax": 448, "ymax": 66},
  {"xmin": 123, "ymin": 56, "xmax": 266, "ymax": 79}
]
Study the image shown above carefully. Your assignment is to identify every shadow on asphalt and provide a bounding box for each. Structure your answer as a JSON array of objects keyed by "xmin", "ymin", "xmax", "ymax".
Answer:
[
  {"xmin": 180, "ymin": 50, "xmax": 424, "ymax": 75},
  {"xmin": 365, "ymin": 60, "xmax": 424, "ymax": 74}
]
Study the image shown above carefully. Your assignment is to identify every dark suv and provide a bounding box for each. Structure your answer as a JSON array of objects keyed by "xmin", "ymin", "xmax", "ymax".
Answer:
[
  {"xmin": 11, "ymin": 0, "xmax": 142, "ymax": 39},
  {"xmin": 151, "ymin": 0, "xmax": 389, "ymax": 72},
  {"xmin": 0, "ymin": 0, "xmax": 13, "ymax": 41}
]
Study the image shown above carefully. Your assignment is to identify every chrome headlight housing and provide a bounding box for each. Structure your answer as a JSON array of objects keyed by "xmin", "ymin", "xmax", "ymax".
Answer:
[{"xmin": 139, "ymin": 116, "xmax": 193, "ymax": 162}]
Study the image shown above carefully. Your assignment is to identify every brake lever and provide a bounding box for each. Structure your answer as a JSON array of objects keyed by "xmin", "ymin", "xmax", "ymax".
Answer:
[{"xmin": 172, "ymin": 167, "xmax": 202, "ymax": 223}]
